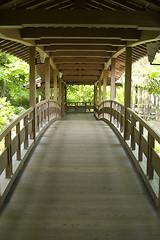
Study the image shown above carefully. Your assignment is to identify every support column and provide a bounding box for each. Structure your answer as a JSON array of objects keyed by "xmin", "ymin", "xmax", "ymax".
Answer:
[
  {"xmin": 98, "ymin": 80, "xmax": 101, "ymax": 104},
  {"xmin": 124, "ymin": 47, "xmax": 132, "ymax": 140},
  {"xmin": 111, "ymin": 58, "xmax": 116, "ymax": 100},
  {"xmin": 94, "ymin": 83, "xmax": 97, "ymax": 105},
  {"xmin": 61, "ymin": 82, "xmax": 64, "ymax": 117},
  {"xmin": 103, "ymin": 70, "xmax": 107, "ymax": 101},
  {"xmin": 54, "ymin": 70, "xmax": 57, "ymax": 102},
  {"xmin": 29, "ymin": 46, "xmax": 36, "ymax": 107},
  {"xmin": 59, "ymin": 78, "xmax": 62, "ymax": 105},
  {"xmin": 65, "ymin": 85, "xmax": 67, "ymax": 113},
  {"xmin": 45, "ymin": 57, "xmax": 50, "ymax": 100}
]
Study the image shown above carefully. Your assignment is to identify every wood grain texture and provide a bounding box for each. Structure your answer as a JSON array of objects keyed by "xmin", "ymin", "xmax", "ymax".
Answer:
[{"xmin": 0, "ymin": 114, "xmax": 160, "ymax": 240}]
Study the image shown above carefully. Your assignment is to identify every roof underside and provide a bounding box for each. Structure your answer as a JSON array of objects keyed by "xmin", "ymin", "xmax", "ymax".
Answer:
[{"xmin": 0, "ymin": 0, "xmax": 160, "ymax": 86}]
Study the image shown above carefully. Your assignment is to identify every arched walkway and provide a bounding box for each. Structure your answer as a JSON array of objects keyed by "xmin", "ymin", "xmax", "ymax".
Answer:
[{"xmin": 0, "ymin": 114, "xmax": 160, "ymax": 240}]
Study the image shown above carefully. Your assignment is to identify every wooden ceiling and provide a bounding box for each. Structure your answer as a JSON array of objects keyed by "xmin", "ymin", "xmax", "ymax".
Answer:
[{"xmin": 0, "ymin": 0, "xmax": 160, "ymax": 85}]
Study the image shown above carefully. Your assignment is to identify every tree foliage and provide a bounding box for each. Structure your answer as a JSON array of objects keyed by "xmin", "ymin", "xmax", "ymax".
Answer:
[{"xmin": 0, "ymin": 52, "xmax": 30, "ymax": 108}]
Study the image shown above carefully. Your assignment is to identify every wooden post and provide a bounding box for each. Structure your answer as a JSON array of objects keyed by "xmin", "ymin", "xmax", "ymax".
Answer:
[
  {"xmin": 111, "ymin": 58, "xmax": 116, "ymax": 100},
  {"xmin": 65, "ymin": 84, "xmax": 67, "ymax": 113},
  {"xmin": 5, "ymin": 131, "xmax": 12, "ymax": 178},
  {"xmin": 45, "ymin": 57, "xmax": 50, "ymax": 100},
  {"xmin": 61, "ymin": 82, "xmax": 64, "ymax": 117},
  {"xmin": 16, "ymin": 122, "xmax": 21, "ymax": 160},
  {"xmin": 59, "ymin": 78, "xmax": 62, "ymax": 105},
  {"xmin": 54, "ymin": 70, "xmax": 57, "ymax": 102},
  {"xmin": 103, "ymin": 70, "xmax": 107, "ymax": 102},
  {"xmin": 124, "ymin": 47, "xmax": 132, "ymax": 140},
  {"xmin": 29, "ymin": 47, "xmax": 36, "ymax": 107},
  {"xmin": 98, "ymin": 80, "xmax": 101, "ymax": 105},
  {"xmin": 94, "ymin": 83, "xmax": 97, "ymax": 105},
  {"xmin": 29, "ymin": 46, "xmax": 36, "ymax": 140}
]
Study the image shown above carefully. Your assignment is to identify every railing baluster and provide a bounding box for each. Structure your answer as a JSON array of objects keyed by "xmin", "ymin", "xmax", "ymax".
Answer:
[
  {"xmin": 138, "ymin": 123, "xmax": 143, "ymax": 162},
  {"xmin": 147, "ymin": 133, "xmax": 154, "ymax": 179},
  {"xmin": 24, "ymin": 115, "xmax": 28, "ymax": 149},
  {"xmin": 5, "ymin": 131, "xmax": 12, "ymax": 178},
  {"xmin": 131, "ymin": 115, "xmax": 136, "ymax": 150},
  {"xmin": 16, "ymin": 122, "xmax": 21, "ymax": 160}
]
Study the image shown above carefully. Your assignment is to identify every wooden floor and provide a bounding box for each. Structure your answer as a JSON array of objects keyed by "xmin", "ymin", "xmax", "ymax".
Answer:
[{"xmin": 0, "ymin": 114, "xmax": 160, "ymax": 240}]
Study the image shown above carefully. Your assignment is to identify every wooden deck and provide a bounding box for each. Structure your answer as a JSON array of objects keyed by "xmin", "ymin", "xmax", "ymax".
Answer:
[{"xmin": 0, "ymin": 113, "xmax": 160, "ymax": 240}]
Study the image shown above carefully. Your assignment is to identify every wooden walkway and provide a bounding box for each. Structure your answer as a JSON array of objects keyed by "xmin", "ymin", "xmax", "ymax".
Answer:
[{"xmin": 0, "ymin": 114, "xmax": 160, "ymax": 240}]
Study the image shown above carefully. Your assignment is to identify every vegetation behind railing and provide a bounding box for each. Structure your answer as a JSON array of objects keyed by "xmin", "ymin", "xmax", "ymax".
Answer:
[
  {"xmin": 67, "ymin": 102, "xmax": 94, "ymax": 113},
  {"xmin": 95, "ymin": 100, "xmax": 160, "ymax": 209},
  {"xmin": 0, "ymin": 100, "xmax": 61, "ymax": 204}
]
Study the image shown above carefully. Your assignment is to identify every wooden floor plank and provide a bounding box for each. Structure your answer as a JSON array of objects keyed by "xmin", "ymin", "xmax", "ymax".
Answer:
[{"xmin": 0, "ymin": 113, "xmax": 160, "ymax": 240}]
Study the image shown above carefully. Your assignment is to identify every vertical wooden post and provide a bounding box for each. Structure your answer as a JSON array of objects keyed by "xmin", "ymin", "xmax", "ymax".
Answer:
[
  {"xmin": 59, "ymin": 78, "xmax": 62, "ymax": 105},
  {"xmin": 147, "ymin": 133, "xmax": 154, "ymax": 179},
  {"xmin": 29, "ymin": 47, "xmax": 36, "ymax": 108},
  {"xmin": 98, "ymin": 80, "xmax": 101, "ymax": 105},
  {"xmin": 124, "ymin": 47, "xmax": 132, "ymax": 140},
  {"xmin": 29, "ymin": 46, "xmax": 36, "ymax": 140},
  {"xmin": 65, "ymin": 84, "xmax": 67, "ymax": 113},
  {"xmin": 5, "ymin": 131, "xmax": 12, "ymax": 178},
  {"xmin": 45, "ymin": 57, "xmax": 50, "ymax": 100},
  {"xmin": 111, "ymin": 58, "xmax": 116, "ymax": 100},
  {"xmin": 54, "ymin": 70, "xmax": 57, "ymax": 102},
  {"xmin": 61, "ymin": 82, "xmax": 64, "ymax": 117},
  {"xmin": 138, "ymin": 124, "xmax": 143, "ymax": 161},
  {"xmin": 94, "ymin": 83, "xmax": 97, "ymax": 105},
  {"xmin": 16, "ymin": 122, "xmax": 21, "ymax": 160},
  {"xmin": 103, "ymin": 70, "xmax": 107, "ymax": 102}
]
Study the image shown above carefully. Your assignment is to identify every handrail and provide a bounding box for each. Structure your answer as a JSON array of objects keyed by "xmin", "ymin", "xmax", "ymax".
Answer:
[
  {"xmin": 127, "ymin": 107, "xmax": 160, "ymax": 141},
  {"xmin": 0, "ymin": 100, "xmax": 61, "ymax": 204},
  {"xmin": 94, "ymin": 100, "xmax": 160, "ymax": 209},
  {"xmin": 0, "ymin": 107, "xmax": 33, "ymax": 142}
]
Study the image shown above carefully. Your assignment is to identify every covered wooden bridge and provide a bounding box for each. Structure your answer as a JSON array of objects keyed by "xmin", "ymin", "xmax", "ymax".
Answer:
[{"xmin": 0, "ymin": 1, "xmax": 160, "ymax": 239}]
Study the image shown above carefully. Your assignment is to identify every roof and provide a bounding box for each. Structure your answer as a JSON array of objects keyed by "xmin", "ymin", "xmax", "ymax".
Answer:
[{"xmin": 0, "ymin": 0, "xmax": 160, "ymax": 85}]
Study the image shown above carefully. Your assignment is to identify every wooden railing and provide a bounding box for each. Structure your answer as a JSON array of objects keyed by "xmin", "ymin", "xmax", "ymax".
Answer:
[
  {"xmin": 67, "ymin": 102, "xmax": 94, "ymax": 113},
  {"xmin": 95, "ymin": 100, "xmax": 160, "ymax": 209},
  {"xmin": 0, "ymin": 100, "xmax": 61, "ymax": 204}
]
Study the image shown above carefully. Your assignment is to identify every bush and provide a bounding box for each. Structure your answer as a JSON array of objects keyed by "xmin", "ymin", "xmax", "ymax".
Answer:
[{"xmin": 0, "ymin": 97, "xmax": 17, "ymax": 131}]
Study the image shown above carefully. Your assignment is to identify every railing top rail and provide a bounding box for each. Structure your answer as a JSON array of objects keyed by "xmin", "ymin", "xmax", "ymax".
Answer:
[
  {"xmin": 102, "ymin": 100, "xmax": 124, "ymax": 108},
  {"xmin": 0, "ymin": 107, "xmax": 33, "ymax": 141},
  {"xmin": 50, "ymin": 100, "xmax": 61, "ymax": 107},
  {"xmin": 127, "ymin": 107, "xmax": 160, "ymax": 142},
  {"xmin": 36, "ymin": 100, "xmax": 48, "ymax": 108},
  {"xmin": 67, "ymin": 101, "xmax": 92, "ymax": 104}
]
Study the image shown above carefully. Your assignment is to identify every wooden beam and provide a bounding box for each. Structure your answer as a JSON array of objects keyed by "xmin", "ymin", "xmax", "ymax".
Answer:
[
  {"xmin": 21, "ymin": 27, "xmax": 140, "ymax": 41},
  {"xmin": 36, "ymin": 39, "xmax": 126, "ymax": 46},
  {"xmin": 61, "ymin": 70, "xmax": 100, "ymax": 76},
  {"xmin": 0, "ymin": 10, "xmax": 159, "ymax": 30},
  {"xmin": 50, "ymin": 51, "xmax": 111, "ymax": 57},
  {"xmin": 53, "ymin": 57, "xmax": 108, "ymax": 63},
  {"xmin": 75, "ymin": 0, "xmax": 86, "ymax": 9},
  {"xmin": 63, "ymin": 76, "xmax": 98, "ymax": 81},
  {"xmin": 57, "ymin": 63, "xmax": 104, "ymax": 70},
  {"xmin": 45, "ymin": 45, "xmax": 117, "ymax": 52}
]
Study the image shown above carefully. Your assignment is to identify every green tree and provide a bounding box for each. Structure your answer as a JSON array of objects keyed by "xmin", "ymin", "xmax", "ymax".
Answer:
[{"xmin": 0, "ymin": 52, "xmax": 30, "ymax": 108}]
